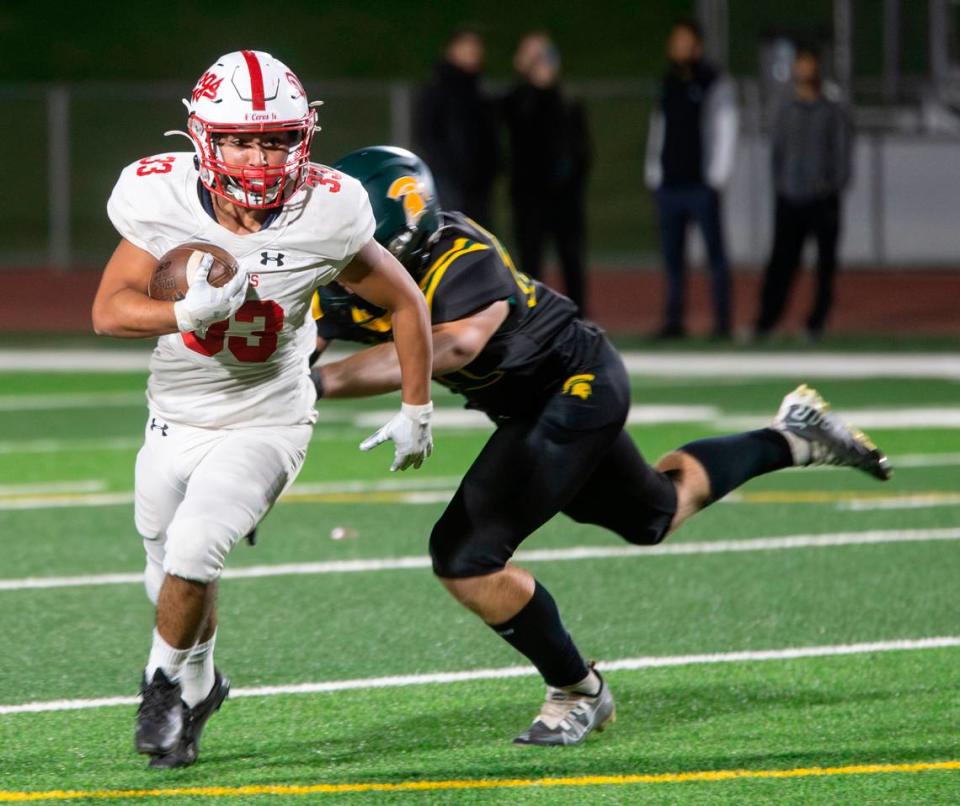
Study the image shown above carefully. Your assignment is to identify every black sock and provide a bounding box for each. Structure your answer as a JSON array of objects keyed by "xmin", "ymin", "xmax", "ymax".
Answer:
[
  {"xmin": 680, "ymin": 428, "xmax": 793, "ymax": 501},
  {"xmin": 490, "ymin": 581, "xmax": 588, "ymax": 688}
]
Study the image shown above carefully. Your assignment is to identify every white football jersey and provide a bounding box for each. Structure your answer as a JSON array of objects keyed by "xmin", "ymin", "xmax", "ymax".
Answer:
[{"xmin": 107, "ymin": 152, "xmax": 374, "ymax": 427}]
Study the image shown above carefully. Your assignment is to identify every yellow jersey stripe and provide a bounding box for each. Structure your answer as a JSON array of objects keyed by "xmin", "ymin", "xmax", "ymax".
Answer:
[{"xmin": 419, "ymin": 238, "xmax": 489, "ymax": 311}]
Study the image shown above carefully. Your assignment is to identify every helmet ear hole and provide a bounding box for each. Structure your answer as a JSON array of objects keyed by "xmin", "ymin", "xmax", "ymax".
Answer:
[{"xmin": 387, "ymin": 230, "xmax": 415, "ymax": 258}]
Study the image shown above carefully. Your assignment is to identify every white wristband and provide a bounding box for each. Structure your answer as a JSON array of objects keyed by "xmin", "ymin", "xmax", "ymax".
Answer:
[{"xmin": 401, "ymin": 401, "xmax": 433, "ymax": 423}]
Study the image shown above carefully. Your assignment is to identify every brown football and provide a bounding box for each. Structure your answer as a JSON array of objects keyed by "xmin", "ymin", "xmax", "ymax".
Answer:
[{"xmin": 148, "ymin": 242, "xmax": 239, "ymax": 302}]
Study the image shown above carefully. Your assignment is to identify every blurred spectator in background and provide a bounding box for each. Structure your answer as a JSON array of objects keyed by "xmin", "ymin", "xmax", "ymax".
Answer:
[
  {"xmin": 645, "ymin": 19, "xmax": 738, "ymax": 339},
  {"xmin": 754, "ymin": 47, "xmax": 852, "ymax": 342},
  {"xmin": 414, "ymin": 27, "xmax": 500, "ymax": 227},
  {"xmin": 501, "ymin": 31, "xmax": 591, "ymax": 313}
]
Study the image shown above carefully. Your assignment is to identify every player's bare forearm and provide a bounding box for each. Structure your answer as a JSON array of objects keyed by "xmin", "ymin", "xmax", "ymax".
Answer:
[
  {"xmin": 92, "ymin": 239, "xmax": 179, "ymax": 338},
  {"xmin": 391, "ymin": 295, "xmax": 432, "ymax": 405},
  {"xmin": 338, "ymin": 239, "xmax": 432, "ymax": 405},
  {"xmin": 318, "ymin": 302, "xmax": 508, "ymax": 399},
  {"xmin": 320, "ymin": 329, "xmax": 475, "ymax": 399},
  {"xmin": 92, "ymin": 288, "xmax": 179, "ymax": 338}
]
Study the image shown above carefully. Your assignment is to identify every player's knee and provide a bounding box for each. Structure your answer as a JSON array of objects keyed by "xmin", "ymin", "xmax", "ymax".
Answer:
[
  {"xmin": 163, "ymin": 516, "xmax": 235, "ymax": 582},
  {"xmin": 429, "ymin": 522, "xmax": 508, "ymax": 579},
  {"xmin": 619, "ymin": 515, "xmax": 673, "ymax": 546}
]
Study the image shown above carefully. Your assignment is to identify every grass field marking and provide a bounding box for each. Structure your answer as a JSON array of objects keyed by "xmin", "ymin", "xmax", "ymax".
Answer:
[
  {"xmin": 1, "ymin": 761, "xmax": 959, "ymax": 802},
  {"xmin": 0, "ymin": 491, "xmax": 134, "ymax": 510},
  {"xmin": 3, "ymin": 527, "xmax": 959, "ymax": 593},
  {"xmin": 719, "ymin": 407, "xmax": 960, "ymax": 430},
  {"xmin": 729, "ymin": 490, "xmax": 960, "ymax": 507},
  {"xmin": 0, "ymin": 436, "xmax": 141, "ymax": 455},
  {"xmin": 0, "ymin": 480, "xmax": 105, "ymax": 496},
  {"xmin": 787, "ymin": 451, "xmax": 960, "ymax": 471},
  {"xmin": 618, "ymin": 352, "xmax": 960, "ymax": 379},
  {"xmin": 3, "ymin": 635, "xmax": 958, "ymax": 716},
  {"xmin": 0, "ymin": 391, "xmax": 145, "ymax": 412},
  {"xmin": 4, "ymin": 478, "xmax": 960, "ymax": 511},
  {"xmin": 839, "ymin": 493, "xmax": 960, "ymax": 510},
  {"xmin": 5, "ymin": 349, "xmax": 960, "ymax": 377}
]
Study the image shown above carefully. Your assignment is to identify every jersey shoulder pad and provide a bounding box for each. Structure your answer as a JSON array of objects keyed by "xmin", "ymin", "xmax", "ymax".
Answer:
[
  {"xmin": 288, "ymin": 164, "xmax": 375, "ymax": 264},
  {"xmin": 106, "ymin": 152, "xmax": 196, "ymax": 257},
  {"xmin": 421, "ymin": 236, "xmax": 516, "ymax": 322}
]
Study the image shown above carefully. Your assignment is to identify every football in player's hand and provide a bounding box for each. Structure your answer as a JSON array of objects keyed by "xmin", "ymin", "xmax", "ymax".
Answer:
[{"xmin": 148, "ymin": 243, "xmax": 239, "ymax": 301}]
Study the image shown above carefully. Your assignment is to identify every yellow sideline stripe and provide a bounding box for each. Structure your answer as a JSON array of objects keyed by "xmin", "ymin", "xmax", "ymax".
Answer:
[{"xmin": 2, "ymin": 761, "xmax": 958, "ymax": 801}]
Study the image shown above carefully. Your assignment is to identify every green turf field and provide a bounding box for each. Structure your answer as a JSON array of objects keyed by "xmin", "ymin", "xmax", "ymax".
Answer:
[{"xmin": 0, "ymin": 348, "xmax": 958, "ymax": 803}]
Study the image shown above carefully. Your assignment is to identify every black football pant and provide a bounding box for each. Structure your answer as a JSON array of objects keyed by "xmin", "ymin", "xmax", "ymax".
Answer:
[
  {"xmin": 756, "ymin": 194, "xmax": 841, "ymax": 335},
  {"xmin": 429, "ymin": 337, "xmax": 677, "ymax": 579},
  {"xmin": 511, "ymin": 188, "xmax": 588, "ymax": 314}
]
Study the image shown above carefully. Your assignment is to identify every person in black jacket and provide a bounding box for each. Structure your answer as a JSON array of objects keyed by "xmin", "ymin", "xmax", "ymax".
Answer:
[
  {"xmin": 413, "ymin": 28, "xmax": 500, "ymax": 228},
  {"xmin": 501, "ymin": 32, "xmax": 591, "ymax": 314}
]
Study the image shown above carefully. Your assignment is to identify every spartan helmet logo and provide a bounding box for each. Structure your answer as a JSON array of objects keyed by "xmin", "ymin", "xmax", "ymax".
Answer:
[{"xmin": 387, "ymin": 176, "xmax": 429, "ymax": 227}]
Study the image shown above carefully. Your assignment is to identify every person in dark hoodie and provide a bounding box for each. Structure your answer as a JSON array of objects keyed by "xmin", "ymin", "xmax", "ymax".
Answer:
[
  {"xmin": 501, "ymin": 31, "xmax": 591, "ymax": 314},
  {"xmin": 645, "ymin": 19, "xmax": 738, "ymax": 339},
  {"xmin": 413, "ymin": 27, "xmax": 500, "ymax": 227}
]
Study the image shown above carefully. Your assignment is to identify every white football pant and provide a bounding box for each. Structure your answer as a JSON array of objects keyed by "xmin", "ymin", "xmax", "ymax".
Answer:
[{"xmin": 135, "ymin": 413, "xmax": 311, "ymax": 603}]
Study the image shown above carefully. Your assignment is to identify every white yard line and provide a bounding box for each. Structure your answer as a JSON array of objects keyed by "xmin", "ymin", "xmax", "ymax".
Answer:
[
  {"xmin": 0, "ymin": 492, "xmax": 135, "ymax": 510},
  {"xmin": 839, "ymin": 494, "xmax": 960, "ymax": 511},
  {"xmin": 0, "ymin": 480, "xmax": 105, "ymax": 496},
  {"xmin": 2, "ymin": 350, "xmax": 958, "ymax": 377},
  {"xmin": 2, "ymin": 635, "xmax": 958, "ymax": 716},
  {"xmin": 2, "ymin": 527, "xmax": 958, "ymax": 592},
  {"xmin": 719, "ymin": 408, "xmax": 960, "ymax": 430},
  {"xmin": 0, "ymin": 392, "xmax": 145, "ymax": 411},
  {"xmin": 618, "ymin": 353, "xmax": 960, "ymax": 379},
  {"xmin": 0, "ymin": 436, "xmax": 141, "ymax": 455}
]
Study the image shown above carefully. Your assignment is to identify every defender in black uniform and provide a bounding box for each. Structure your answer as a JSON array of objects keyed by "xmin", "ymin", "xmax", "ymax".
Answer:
[{"xmin": 311, "ymin": 147, "xmax": 891, "ymax": 746}]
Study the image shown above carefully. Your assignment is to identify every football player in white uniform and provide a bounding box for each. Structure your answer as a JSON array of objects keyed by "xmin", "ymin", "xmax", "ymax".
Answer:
[{"xmin": 92, "ymin": 50, "xmax": 434, "ymax": 768}]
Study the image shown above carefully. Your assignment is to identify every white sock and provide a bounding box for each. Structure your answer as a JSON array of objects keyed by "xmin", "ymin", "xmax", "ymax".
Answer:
[
  {"xmin": 564, "ymin": 669, "xmax": 601, "ymax": 697},
  {"xmin": 145, "ymin": 628, "xmax": 192, "ymax": 684},
  {"xmin": 180, "ymin": 631, "xmax": 217, "ymax": 708},
  {"xmin": 777, "ymin": 429, "xmax": 812, "ymax": 466}
]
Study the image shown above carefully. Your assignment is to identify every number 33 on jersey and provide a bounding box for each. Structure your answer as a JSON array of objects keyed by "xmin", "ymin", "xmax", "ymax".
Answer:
[{"xmin": 107, "ymin": 155, "xmax": 375, "ymax": 428}]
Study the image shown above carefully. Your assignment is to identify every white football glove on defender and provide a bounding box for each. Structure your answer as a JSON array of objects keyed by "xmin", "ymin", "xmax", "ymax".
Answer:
[
  {"xmin": 360, "ymin": 402, "xmax": 433, "ymax": 471},
  {"xmin": 173, "ymin": 254, "xmax": 249, "ymax": 337}
]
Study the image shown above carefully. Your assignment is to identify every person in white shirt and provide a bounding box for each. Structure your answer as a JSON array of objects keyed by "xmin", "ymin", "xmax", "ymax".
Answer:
[{"xmin": 92, "ymin": 50, "xmax": 433, "ymax": 769}]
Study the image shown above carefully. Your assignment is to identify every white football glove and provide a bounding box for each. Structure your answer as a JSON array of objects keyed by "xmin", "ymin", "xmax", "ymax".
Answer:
[
  {"xmin": 359, "ymin": 402, "xmax": 433, "ymax": 472},
  {"xmin": 173, "ymin": 254, "xmax": 249, "ymax": 336}
]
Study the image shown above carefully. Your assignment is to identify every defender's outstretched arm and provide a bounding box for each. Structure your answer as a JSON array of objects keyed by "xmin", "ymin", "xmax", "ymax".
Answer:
[{"xmin": 316, "ymin": 300, "xmax": 508, "ymax": 399}]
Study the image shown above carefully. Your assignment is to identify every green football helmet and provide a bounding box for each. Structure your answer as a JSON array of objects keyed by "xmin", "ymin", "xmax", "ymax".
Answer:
[{"xmin": 333, "ymin": 146, "xmax": 442, "ymax": 278}]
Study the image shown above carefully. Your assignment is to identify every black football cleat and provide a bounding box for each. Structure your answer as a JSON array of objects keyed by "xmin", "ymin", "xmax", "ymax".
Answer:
[
  {"xmin": 135, "ymin": 668, "xmax": 185, "ymax": 756},
  {"xmin": 149, "ymin": 669, "xmax": 230, "ymax": 769}
]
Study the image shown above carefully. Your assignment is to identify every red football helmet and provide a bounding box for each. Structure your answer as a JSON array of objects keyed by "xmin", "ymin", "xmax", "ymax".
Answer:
[{"xmin": 175, "ymin": 50, "xmax": 319, "ymax": 209}]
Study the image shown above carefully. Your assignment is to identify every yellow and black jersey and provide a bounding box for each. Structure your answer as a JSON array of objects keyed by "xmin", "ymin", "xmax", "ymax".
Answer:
[{"xmin": 313, "ymin": 211, "xmax": 601, "ymax": 417}]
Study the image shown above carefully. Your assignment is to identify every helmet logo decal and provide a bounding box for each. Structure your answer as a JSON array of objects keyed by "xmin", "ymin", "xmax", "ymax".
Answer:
[
  {"xmin": 240, "ymin": 50, "xmax": 266, "ymax": 111},
  {"xmin": 286, "ymin": 71, "xmax": 306, "ymax": 98},
  {"xmin": 191, "ymin": 72, "xmax": 224, "ymax": 103},
  {"xmin": 387, "ymin": 176, "xmax": 429, "ymax": 227}
]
